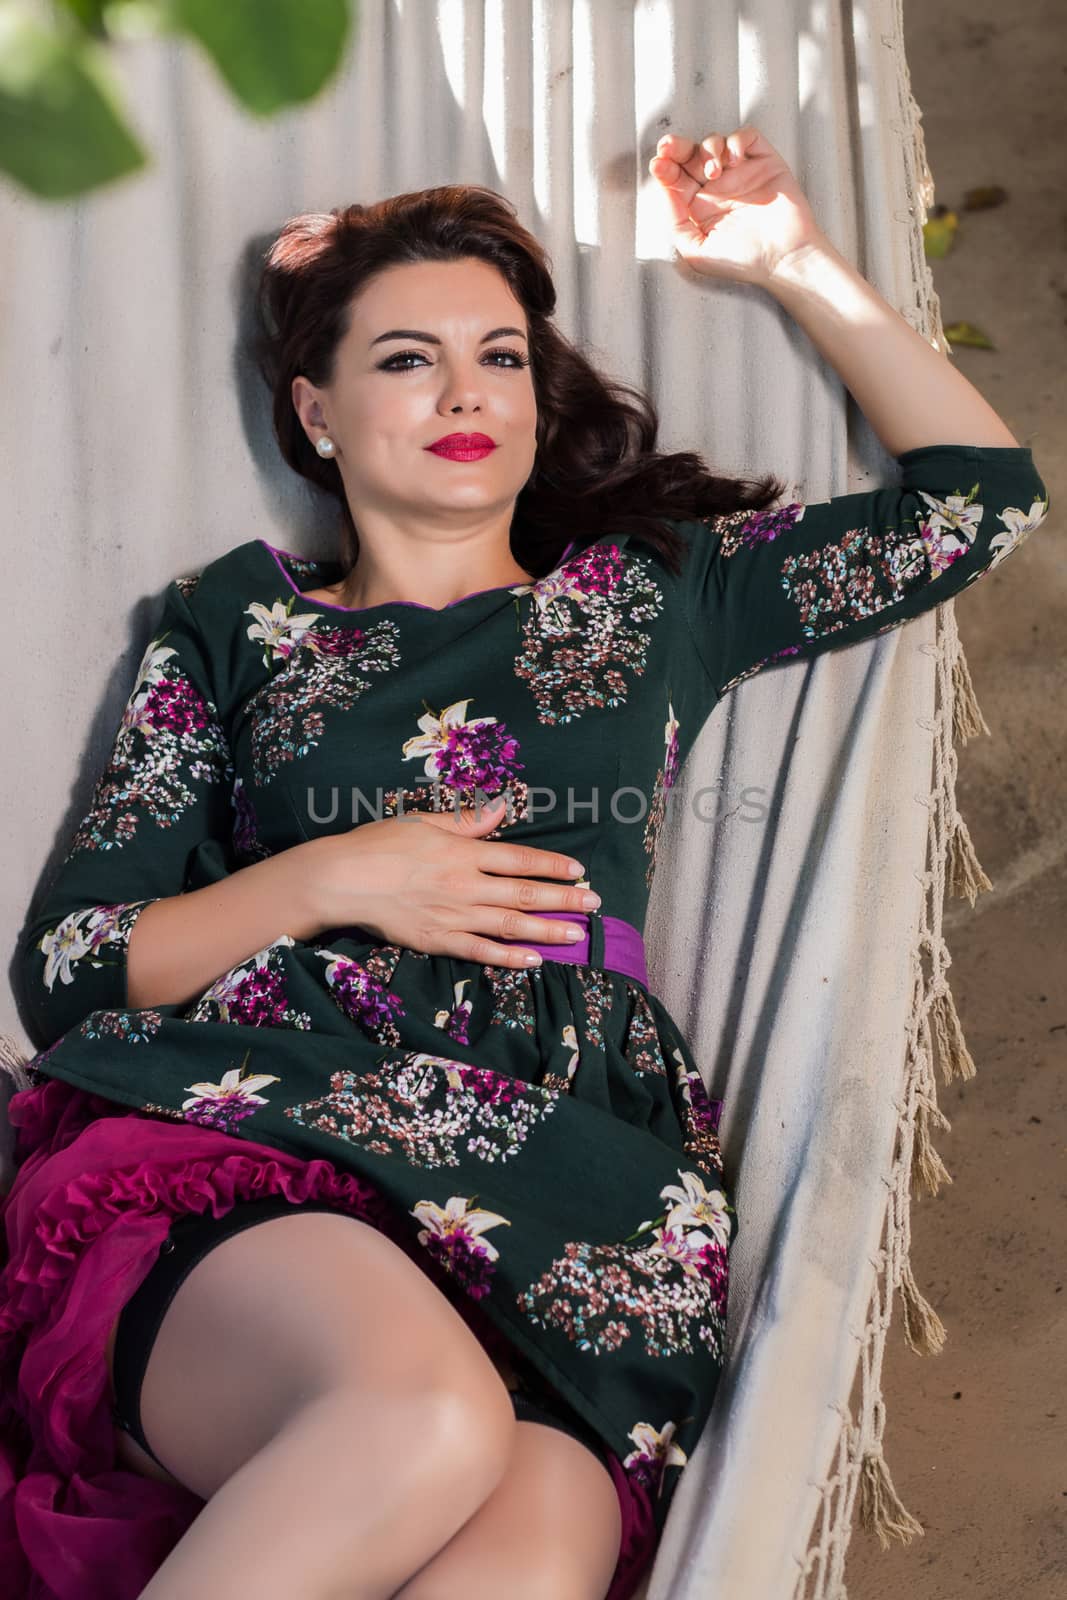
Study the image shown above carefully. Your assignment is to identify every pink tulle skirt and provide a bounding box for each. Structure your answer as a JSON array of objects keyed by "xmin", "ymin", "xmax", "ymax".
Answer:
[{"xmin": 0, "ymin": 1075, "xmax": 657, "ymax": 1599}]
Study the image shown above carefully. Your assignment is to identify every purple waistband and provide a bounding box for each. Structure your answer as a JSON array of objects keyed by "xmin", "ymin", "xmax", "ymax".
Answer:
[
  {"xmin": 499, "ymin": 913, "xmax": 648, "ymax": 989},
  {"xmin": 321, "ymin": 914, "xmax": 649, "ymax": 990}
]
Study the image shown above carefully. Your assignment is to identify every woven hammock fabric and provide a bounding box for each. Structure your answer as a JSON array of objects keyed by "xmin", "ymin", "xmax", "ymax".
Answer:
[{"xmin": 0, "ymin": 3, "xmax": 1009, "ymax": 1596}]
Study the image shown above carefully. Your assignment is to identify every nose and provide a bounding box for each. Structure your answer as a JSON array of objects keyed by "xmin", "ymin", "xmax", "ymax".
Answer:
[{"xmin": 436, "ymin": 365, "xmax": 488, "ymax": 413}]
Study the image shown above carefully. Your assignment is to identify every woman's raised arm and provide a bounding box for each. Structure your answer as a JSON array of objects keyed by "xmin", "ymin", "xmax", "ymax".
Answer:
[{"xmin": 674, "ymin": 442, "xmax": 1050, "ymax": 700}]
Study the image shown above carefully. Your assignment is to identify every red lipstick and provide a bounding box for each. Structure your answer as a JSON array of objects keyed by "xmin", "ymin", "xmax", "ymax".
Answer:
[{"xmin": 426, "ymin": 432, "xmax": 497, "ymax": 461}]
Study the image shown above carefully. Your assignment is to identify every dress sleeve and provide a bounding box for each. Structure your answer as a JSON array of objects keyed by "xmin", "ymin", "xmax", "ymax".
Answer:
[
  {"xmin": 19, "ymin": 577, "xmax": 236, "ymax": 1048},
  {"xmin": 681, "ymin": 444, "xmax": 1052, "ymax": 699}
]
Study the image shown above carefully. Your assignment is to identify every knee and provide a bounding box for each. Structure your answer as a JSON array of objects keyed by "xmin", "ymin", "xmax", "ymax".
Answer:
[
  {"xmin": 323, "ymin": 1357, "xmax": 517, "ymax": 1509},
  {"xmin": 411, "ymin": 1364, "xmax": 518, "ymax": 1503}
]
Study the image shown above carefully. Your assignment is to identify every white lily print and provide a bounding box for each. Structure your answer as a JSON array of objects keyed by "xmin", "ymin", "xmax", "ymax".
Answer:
[
  {"xmin": 671, "ymin": 1046, "xmax": 691, "ymax": 1102},
  {"xmin": 624, "ymin": 1419, "xmax": 688, "ymax": 1475},
  {"xmin": 912, "ymin": 487, "xmax": 985, "ymax": 574},
  {"xmin": 435, "ymin": 979, "xmax": 472, "ymax": 1035},
  {"xmin": 648, "ymin": 1222, "xmax": 721, "ymax": 1278},
  {"xmin": 244, "ymin": 599, "xmax": 322, "ymax": 668},
  {"xmin": 398, "ymin": 1051, "xmax": 471, "ymax": 1091},
  {"xmin": 38, "ymin": 901, "xmax": 153, "ymax": 992},
  {"xmin": 400, "ymin": 698, "xmax": 499, "ymax": 778},
  {"xmin": 508, "ymin": 562, "xmax": 588, "ymax": 635},
  {"xmin": 657, "ymin": 1169, "xmax": 733, "ymax": 1248},
  {"xmin": 181, "ymin": 1064, "xmax": 281, "ymax": 1112},
  {"xmin": 561, "ymin": 1023, "xmax": 580, "ymax": 1085},
  {"xmin": 120, "ymin": 643, "xmax": 178, "ymax": 735},
  {"xmin": 987, "ymin": 495, "xmax": 1049, "ymax": 569},
  {"xmin": 410, "ymin": 1195, "xmax": 511, "ymax": 1262}
]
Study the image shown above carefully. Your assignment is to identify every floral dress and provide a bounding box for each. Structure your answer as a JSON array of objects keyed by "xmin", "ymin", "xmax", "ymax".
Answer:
[{"xmin": 1, "ymin": 443, "xmax": 1050, "ymax": 1600}]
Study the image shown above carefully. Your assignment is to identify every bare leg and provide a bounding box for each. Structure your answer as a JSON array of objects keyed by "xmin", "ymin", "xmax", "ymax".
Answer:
[
  {"xmin": 104, "ymin": 1211, "xmax": 518, "ymax": 1599},
  {"xmin": 392, "ymin": 1418, "xmax": 623, "ymax": 1600}
]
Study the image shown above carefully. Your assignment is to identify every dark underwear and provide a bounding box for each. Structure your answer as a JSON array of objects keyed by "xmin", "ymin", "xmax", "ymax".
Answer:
[{"xmin": 111, "ymin": 1195, "xmax": 609, "ymax": 1475}]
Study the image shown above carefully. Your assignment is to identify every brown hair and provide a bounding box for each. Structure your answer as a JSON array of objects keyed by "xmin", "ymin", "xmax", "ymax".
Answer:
[{"xmin": 252, "ymin": 184, "xmax": 786, "ymax": 579}]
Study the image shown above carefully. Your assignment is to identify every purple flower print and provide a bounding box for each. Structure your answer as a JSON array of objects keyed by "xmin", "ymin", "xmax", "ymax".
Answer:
[
  {"xmin": 623, "ymin": 1420, "xmax": 689, "ymax": 1501},
  {"xmin": 411, "ymin": 1195, "xmax": 511, "ymax": 1301},
  {"xmin": 305, "ymin": 626, "xmax": 366, "ymax": 658},
  {"xmin": 144, "ymin": 674, "xmax": 211, "ymax": 736},
  {"xmin": 402, "ymin": 698, "xmax": 524, "ymax": 799},
  {"xmin": 68, "ymin": 633, "xmax": 232, "ymax": 853},
  {"xmin": 566, "ymin": 543, "xmax": 627, "ymax": 596},
  {"xmin": 318, "ymin": 949, "xmax": 406, "ymax": 1044},
  {"xmin": 212, "ymin": 957, "xmax": 287, "ymax": 1026},
  {"xmin": 436, "ymin": 720, "xmax": 521, "ymax": 793},
  {"xmin": 663, "ymin": 726, "xmax": 679, "ymax": 792},
  {"xmin": 231, "ymin": 776, "xmax": 268, "ymax": 862},
  {"xmin": 435, "ymin": 979, "xmax": 473, "ymax": 1044},
  {"xmin": 185, "ymin": 937, "xmax": 312, "ymax": 1030},
  {"xmin": 453, "ymin": 1064, "xmax": 529, "ymax": 1107},
  {"xmin": 181, "ymin": 1051, "xmax": 280, "ymax": 1134},
  {"xmin": 736, "ymin": 502, "xmax": 804, "ymax": 548}
]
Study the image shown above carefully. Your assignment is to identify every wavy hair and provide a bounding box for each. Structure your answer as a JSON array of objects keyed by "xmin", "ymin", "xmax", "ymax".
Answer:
[{"xmin": 252, "ymin": 184, "xmax": 786, "ymax": 579}]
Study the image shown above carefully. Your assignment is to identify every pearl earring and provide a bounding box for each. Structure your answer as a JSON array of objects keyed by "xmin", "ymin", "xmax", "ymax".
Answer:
[{"xmin": 316, "ymin": 436, "xmax": 336, "ymax": 459}]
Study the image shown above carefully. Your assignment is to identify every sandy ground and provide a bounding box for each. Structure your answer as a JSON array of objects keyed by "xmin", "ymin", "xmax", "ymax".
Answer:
[{"xmin": 846, "ymin": 3, "xmax": 1066, "ymax": 1597}]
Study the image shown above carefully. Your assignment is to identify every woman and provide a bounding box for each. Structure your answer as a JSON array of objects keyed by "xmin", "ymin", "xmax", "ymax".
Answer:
[{"xmin": 0, "ymin": 126, "xmax": 1050, "ymax": 1600}]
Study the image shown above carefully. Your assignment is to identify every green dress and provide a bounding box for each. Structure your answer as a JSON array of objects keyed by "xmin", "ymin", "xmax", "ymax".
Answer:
[{"xmin": 17, "ymin": 443, "xmax": 1050, "ymax": 1535}]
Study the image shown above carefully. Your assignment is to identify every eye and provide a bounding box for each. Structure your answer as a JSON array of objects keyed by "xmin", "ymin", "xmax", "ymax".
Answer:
[{"xmin": 377, "ymin": 348, "xmax": 530, "ymax": 371}]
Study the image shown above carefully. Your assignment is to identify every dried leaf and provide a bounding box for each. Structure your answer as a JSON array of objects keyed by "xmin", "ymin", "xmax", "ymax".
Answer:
[
  {"xmin": 943, "ymin": 322, "xmax": 996, "ymax": 350},
  {"xmin": 961, "ymin": 185, "xmax": 1008, "ymax": 211}
]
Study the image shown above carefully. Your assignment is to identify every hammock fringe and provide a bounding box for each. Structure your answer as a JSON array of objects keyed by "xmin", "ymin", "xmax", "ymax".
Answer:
[
  {"xmin": 950, "ymin": 644, "xmax": 991, "ymax": 744},
  {"xmin": 794, "ymin": 16, "xmax": 988, "ymax": 1590},
  {"xmin": 858, "ymin": 1450, "xmax": 926, "ymax": 1550},
  {"xmin": 0, "ymin": 1033, "xmax": 33, "ymax": 1095},
  {"xmin": 929, "ymin": 985, "xmax": 977, "ymax": 1085},
  {"xmin": 911, "ymin": 1096, "xmax": 953, "ymax": 1196},
  {"xmin": 898, "ymin": 1259, "xmax": 947, "ymax": 1356},
  {"xmin": 946, "ymin": 814, "xmax": 993, "ymax": 906}
]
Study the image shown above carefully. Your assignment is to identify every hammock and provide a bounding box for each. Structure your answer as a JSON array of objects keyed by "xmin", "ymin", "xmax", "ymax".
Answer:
[{"xmin": 0, "ymin": 2, "xmax": 994, "ymax": 1595}]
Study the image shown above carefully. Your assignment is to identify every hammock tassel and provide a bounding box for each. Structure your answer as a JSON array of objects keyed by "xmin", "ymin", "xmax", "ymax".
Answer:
[
  {"xmin": 898, "ymin": 1259, "xmax": 947, "ymax": 1356},
  {"xmin": 912, "ymin": 1097, "xmax": 953, "ymax": 1197},
  {"xmin": 950, "ymin": 646, "xmax": 991, "ymax": 744},
  {"xmin": 858, "ymin": 1447, "xmax": 925, "ymax": 1549},
  {"xmin": 930, "ymin": 986, "xmax": 976, "ymax": 1085},
  {"xmin": 0, "ymin": 1032, "xmax": 34, "ymax": 1094},
  {"xmin": 946, "ymin": 814, "xmax": 993, "ymax": 906}
]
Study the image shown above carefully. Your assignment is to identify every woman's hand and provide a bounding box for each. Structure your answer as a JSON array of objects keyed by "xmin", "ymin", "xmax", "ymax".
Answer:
[
  {"xmin": 648, "ymin": 124, "xmax": 826, "ymax": 287},
  {"xmin": 304, "ymin": 798, "xmax": 601, "ymax": 969}
]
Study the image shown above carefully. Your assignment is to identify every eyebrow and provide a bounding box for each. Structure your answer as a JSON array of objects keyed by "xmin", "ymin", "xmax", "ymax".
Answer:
[{"xmin": 369, "ymin": 326, "xmax": 527, "ymax": 348}]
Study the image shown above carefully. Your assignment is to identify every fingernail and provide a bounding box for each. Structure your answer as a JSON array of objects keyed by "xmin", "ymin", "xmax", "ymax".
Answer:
[
  {"xmin": 522, "ymin": 952, "xmax": 542, "ymax": 966},
  {"xmin": 563, "ymin": 927, "xmax": 583, "ymax": 942},
  {"xmin": 567, "ymin": 861, "xmax": 585, "ymax": 877}
]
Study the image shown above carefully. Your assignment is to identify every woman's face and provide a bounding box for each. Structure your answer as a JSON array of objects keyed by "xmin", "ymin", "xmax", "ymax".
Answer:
[{"xmin": 292, "ymin": 256, "xmax": 538, "ymax": 536}]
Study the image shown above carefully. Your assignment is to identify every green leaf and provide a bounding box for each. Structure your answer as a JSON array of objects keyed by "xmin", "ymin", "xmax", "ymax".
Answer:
[
  {"xmin": 922, "ymin": 204, "xmax": 958, "ymax": 260},
  {"xmin": 0, "ymin": 5, "xmax": 147, "ymax": 199},
  {"xmin": 943, "ymin": 321, "xmax": 996, "ymax": 351},
  {"xmin": 172, "ymin": 0, "xmax": 353, "ymax": 115}
]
